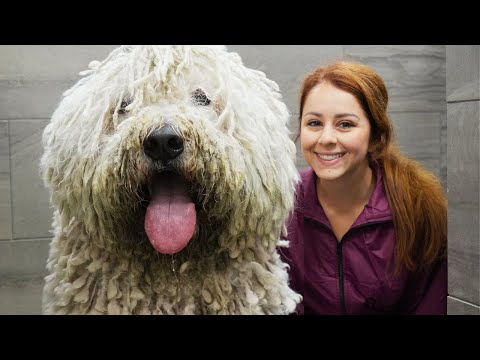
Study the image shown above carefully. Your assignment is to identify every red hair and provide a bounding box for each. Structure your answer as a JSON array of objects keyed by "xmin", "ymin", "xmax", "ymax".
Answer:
[{"xmin": 299, "ymin": 61, "xmax": 447, "ymax": 274}]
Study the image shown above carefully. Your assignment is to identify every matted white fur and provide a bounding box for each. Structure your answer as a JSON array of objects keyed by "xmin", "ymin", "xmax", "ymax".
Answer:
[{"xmin": 41, "ymin": 45, "xmax": 301, "ymax": 314}]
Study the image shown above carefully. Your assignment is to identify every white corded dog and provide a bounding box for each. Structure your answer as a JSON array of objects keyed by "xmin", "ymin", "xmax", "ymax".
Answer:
[{"xmin": 41, "ymin": 45, "xmax": 301, "ymax": 314}]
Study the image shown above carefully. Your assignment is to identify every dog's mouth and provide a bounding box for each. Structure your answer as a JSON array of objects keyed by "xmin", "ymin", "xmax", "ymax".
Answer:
[{"xmin": 142, "ymin": 171, "xmax": 197, "ymax": 254}]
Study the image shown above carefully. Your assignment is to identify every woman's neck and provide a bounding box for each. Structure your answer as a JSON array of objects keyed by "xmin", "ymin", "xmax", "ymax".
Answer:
[{"xmin": 316, "ymin": 161, "xmax": 375, "ymax": 211}]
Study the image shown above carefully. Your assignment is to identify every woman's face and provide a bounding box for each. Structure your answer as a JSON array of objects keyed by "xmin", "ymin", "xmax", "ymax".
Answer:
[{"xmin": 300, "ymin": 82, "xmax": 371, "ymax": 182}]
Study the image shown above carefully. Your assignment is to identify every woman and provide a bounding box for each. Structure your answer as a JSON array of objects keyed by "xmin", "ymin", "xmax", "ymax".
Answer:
[{"xmin": 281, "ymin": 61, "xmax": 447, "ymax": 315}]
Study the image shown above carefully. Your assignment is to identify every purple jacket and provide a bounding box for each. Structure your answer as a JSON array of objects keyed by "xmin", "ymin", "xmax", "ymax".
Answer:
[{"xmin": 280, "ymin": 163, "xmax": 447, "ymax": 315}]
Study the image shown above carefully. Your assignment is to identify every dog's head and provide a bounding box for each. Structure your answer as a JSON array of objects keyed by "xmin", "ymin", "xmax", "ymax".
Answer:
[{"xmin": 41, "ymin": 45, "xmax": 298, "ymax": 263}]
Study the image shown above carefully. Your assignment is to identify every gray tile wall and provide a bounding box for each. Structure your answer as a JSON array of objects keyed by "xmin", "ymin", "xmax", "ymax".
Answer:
[
  {"xmin": 0, "ymin": 239, "xmax": 51, "ymax": 314},
  {"xmin": 0, "ymin": 46, "xmax": 118, "ymax": 314},
  {"xmin": 10, "ymin": 120, "xmax": 52, "ymax": 239},
  {"xmin": 0, "ymin": 121, "xmax": 11, "ymax": 240},
  {"xmin": 446, "ymin": 45, "xmax": 480, "ymax": 315},
  {"xmin": 0, "ymin": 45, "xmax": 446, "ymax": 314}
]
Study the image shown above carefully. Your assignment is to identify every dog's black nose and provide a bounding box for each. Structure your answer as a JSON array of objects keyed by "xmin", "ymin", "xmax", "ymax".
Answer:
[{"xmin": 143, "ymin": 124, "xmax": 184, "ymax": 162}]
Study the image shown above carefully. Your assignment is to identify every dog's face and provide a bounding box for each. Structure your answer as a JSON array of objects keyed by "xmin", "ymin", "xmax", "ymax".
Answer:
[{"xmin": 41, "ymin": 45, "xmax": 298, "ymax": 262}]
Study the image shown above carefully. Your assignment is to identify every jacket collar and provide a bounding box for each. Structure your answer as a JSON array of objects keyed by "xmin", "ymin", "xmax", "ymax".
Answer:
[{"xmin": 301, "ymin": 161, "xmax": 392, "ymax": 229}]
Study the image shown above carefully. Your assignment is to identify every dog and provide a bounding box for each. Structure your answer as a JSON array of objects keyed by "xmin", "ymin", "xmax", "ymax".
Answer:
[{"xmin": 41, "ymin": 45, "xmax": 301, "ymax": 314}]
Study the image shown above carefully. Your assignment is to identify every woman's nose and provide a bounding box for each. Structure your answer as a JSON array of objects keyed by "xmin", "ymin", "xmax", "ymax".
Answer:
[{"xmin": 318, "ymin": 125, "xmax": 337, "ymax": 145}]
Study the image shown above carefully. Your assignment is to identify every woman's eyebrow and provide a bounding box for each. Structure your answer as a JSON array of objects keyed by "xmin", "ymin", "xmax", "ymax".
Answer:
[
  {"xmin": 302, "ymin": 111, "xmax": 322, "ymax": 118},
  {"xmin": 335, "ymin": 113, "xmax": 360, "ymax": 120},
  {"xmin": 302, "ymin": 112, "xmax": 360, "ymax": 120}
]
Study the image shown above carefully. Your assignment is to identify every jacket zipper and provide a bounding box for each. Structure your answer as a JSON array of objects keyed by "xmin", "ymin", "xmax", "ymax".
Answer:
[
  {"xmin": 305, "ymin": 217, "xmax": 392, "ymax": 232},
  {"xmin": 305, "ymin": 217, "xmax": 392, "ymax": 315},
  {"xmin": 336, "ymin": 240, "xmax": 347, "ymax": 315}
]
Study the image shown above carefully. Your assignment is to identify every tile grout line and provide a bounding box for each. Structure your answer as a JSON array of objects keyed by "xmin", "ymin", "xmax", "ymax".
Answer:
[
  {"xmin": 448, "ymin": 296, "xmax": 480, "ymax": 308},
  {"xmin": 7, "ymin": 119, "xmax": 14, "ymax": 241},
  {"xmin": 440, "ymin": 111, "xmax": 447, "ymax": 190},
  {"xmin": 447, "ymin": 99, "xmax": 480, "ymax": 104},
  {"xmin": 0, "ymin": 118, "xmax": 50, "ymax": 121},
  {"xmin": 438, "ymin": 112, "xmax": 442, "ymax": 178},
  {"xmin": 1, "ymin": 237, "xmax": 53, "ymax": 243}
]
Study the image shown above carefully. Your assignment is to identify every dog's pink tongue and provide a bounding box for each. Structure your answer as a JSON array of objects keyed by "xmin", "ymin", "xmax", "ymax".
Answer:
[{"xmin": 145, "ymin": 174, "xmax": 196, "ymax": 254}]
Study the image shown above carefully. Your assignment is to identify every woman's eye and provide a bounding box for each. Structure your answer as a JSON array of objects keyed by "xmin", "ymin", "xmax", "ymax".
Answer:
[
  {"xmin": 307, "ymin": 120, "xmax": 321, "ymax": 127},
  {"xmin": 339, "ymin": 122, "xmax": 354, "ymax": 129},
  {"xmin": 118, "ymin": 98, "xmax": 132, "ymax": 114},
  {"xmin": 191, "ymin": 89, "xmax": 211, "ymax": 106}
]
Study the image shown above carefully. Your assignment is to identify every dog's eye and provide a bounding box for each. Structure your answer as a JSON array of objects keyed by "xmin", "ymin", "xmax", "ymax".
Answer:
[
  {"xmin": 118, "ymin": 98, "xmax": 132, "ymax": 114},
  {"xmin": 191, "ymin": 89, "xmax": 211, "ymax": 106}
]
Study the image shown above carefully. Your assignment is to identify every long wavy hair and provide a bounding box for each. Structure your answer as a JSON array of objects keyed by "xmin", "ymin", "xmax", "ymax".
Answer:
[{"xmin": 298, "ymin": 60, "xmax": 447, "ymax": 275}]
